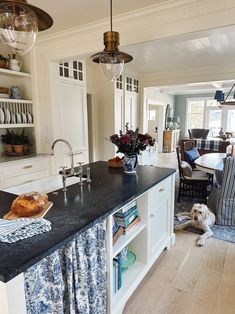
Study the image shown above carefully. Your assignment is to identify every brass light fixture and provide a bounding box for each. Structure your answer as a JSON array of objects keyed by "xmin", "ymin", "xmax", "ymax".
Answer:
[
  {"xmin": 0, "ymin": 0, "xmax": 53, "ymax": 55},
  {"xmin": 90, "ymin": 0, "xmax": 133, "ymax": 81}
]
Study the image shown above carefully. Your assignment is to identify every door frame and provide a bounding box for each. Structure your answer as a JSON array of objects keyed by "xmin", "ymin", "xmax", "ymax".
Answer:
[{"xmin": 146, "ymin": 99, "xmax": 165, "ymax": 153}]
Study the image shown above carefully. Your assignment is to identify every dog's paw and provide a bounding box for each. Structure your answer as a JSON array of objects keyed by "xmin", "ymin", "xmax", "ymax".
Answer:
[
  {"xmin": 174, "ymin": 224, "xmax": 182, "ymax": 231},
  {"xmin": 197, "ymin": 236, "xmax": 204, "ymax": 247}
]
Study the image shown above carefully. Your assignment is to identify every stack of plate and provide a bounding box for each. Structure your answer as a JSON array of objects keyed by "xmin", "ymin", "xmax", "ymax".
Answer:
[{"xmin": 0, "ymin": 93, "xmax": 9, "ymax": 99}]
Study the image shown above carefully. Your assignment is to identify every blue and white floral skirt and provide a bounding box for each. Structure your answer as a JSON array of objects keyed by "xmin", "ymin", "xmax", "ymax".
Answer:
[{"xmin": 24, "ymin": 221, "xmax": 106, "ymax": 314}]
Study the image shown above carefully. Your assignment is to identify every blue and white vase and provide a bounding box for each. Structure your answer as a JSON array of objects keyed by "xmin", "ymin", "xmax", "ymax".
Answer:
[{"xmin": 123, "ymin": 155, "xmax": 138, "ymax": 173}]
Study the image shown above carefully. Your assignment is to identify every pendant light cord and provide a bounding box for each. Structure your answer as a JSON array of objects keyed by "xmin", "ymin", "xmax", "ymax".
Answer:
[{"xmin": 110, "ymin": 0, "xmax": 112, "ymax": 32}]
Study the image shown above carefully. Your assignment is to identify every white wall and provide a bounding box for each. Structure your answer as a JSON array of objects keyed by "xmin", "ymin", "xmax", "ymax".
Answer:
[{"xmin": 31, "ymin": 0, "xmax": 235, "ymax": 157}]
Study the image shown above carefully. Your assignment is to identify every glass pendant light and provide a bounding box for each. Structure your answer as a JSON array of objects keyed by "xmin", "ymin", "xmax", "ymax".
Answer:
[
  {"xmin": 90, "ymin": 0, "xmax": 133, "ymax": 81},
  {"xmin": 0, "ymin": 0, "xmax": 53, "ymax": 55}
]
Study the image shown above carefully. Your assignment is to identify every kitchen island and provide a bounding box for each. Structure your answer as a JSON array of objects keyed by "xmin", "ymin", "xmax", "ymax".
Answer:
[{"xmin": 0, "ymin": 161, "xmax": 176, "ymax": 314}]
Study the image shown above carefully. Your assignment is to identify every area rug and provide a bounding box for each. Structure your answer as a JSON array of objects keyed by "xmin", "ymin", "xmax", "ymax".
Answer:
[{"xmin": 174, "ymin": 175, "xmax": 235, "ymax": 244}]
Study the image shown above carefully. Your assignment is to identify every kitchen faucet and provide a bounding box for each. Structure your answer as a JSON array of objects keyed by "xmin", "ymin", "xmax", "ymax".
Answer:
[{"xmin": 51, "ymin": 139, "xmax": 75, "ymax": 191}]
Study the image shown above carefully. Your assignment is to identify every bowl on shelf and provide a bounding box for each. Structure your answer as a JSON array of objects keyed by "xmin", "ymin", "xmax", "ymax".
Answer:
[
  {"xmin": 0, "ymin": 87, "xmax": 9, "ymax": 94},
  {"xmin": 121, "ymin": 250, "xmax": 136, "ymax": 272}
]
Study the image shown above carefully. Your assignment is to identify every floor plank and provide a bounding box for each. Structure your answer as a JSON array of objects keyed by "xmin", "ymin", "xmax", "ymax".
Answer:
[{"xmin": 123, "ymin": 231, "xmax": 235, "ymax": 314}]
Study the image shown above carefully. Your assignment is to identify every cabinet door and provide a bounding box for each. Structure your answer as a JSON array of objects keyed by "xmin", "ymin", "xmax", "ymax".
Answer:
[
  {"xmin": 125, "ymin": 92, "xmax": 138, "ymax": 130},
  {"xmin": 60, "ymin": 80, "xmax": 88, "ymax": 153},
  {"xmin": 149, "ymin": 196, "xmax": 169, "ymax": 258},
  {"xmin": 115, "ymin": 91, "xmax": 124, "ymax": 133}
]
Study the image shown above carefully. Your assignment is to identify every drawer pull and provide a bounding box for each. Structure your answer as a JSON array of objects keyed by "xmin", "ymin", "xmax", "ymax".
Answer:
[
  {"xmin": 23, "ymin": 165, "xmax": 33, "ymax": 169},
  {"xmin": 159, "ymin": 187, "xmax": 164, "ymax": 192}
]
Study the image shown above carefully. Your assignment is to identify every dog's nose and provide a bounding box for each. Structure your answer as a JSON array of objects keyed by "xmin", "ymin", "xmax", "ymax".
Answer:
[{"xmin": 194, "ymin": 216, "xmax": 198, "ymax": 220}]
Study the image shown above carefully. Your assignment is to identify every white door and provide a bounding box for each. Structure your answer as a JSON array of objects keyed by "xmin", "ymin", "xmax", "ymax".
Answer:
[{"xmin": 147, "ymin": 104, "xmax": 164, "ymax": 152}]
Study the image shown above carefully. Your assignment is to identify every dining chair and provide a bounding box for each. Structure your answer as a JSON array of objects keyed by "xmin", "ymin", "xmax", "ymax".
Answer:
[
  {"xmin": 208, "ymin": 156, "xmax": 235, "ymax": 225},
  {"xmin": 176, "ymin": 147, "xmax": 212, "ymax": 203}
]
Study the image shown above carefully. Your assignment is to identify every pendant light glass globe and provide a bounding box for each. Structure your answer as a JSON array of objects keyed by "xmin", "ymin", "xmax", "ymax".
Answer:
[
  {"xmin": 0, "ymin": 2, "xmax": 38, "ymax": 55},
  {"xmin": 99, "ymin": 52, "xmax": 124, "ymax": 81}
]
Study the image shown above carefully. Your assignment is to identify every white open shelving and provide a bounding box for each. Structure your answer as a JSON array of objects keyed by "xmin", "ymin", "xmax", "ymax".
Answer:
[
  {"xmin": 112, "ymin": 221, "xmax": 146, "ymax": 258},
  {"xmin": 106, "ymin": 175, "xmax": 175, "ymax": 314},
  {"xmin": 0, "ymin": 124, "xmax": 34, "ymax": 128},
  {"xmin": 112, "ymin": 260, "xmax": 146, "ymax": 307},
  {"xmin": 0, "ymin": 68, "xmax": 31, "ymax": 78}
]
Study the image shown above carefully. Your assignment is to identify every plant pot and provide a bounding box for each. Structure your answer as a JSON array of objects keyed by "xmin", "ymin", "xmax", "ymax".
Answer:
[
  {"xmin": 23, "ymin": 144, "xmax": 28, "ymax": 154},
  {"xmin": 5, "ymin": 144, "xmax": 13, "ymax": 153},
  {"xmin": 13, "ymin": 144, "xmax": 24, "ymax": 154},
  {"xmin": 123, "ymin": 155, "xmax": 138, "ymax": 174}
]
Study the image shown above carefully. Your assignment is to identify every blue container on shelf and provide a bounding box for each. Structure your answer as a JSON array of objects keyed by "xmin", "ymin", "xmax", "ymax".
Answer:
[{"xmin": 10, "ymin": 86, "xmax": 22, "ymax": 99}]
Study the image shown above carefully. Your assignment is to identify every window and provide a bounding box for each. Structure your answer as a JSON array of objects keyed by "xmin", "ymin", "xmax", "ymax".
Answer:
[
  {"xmin": 227, "ymin": 109, "xmax": 235, "ymax": 132},
  {"xmin": 59, "ymin": 60, "xmax": 84, "ymax": 81},
  {"xmin": 187, "ymin": 100, "xmax": 204, "ymax": 129},
  {"xmin": 207, "ymin": 109, "xmax": 222, "ymax": 136},
  {"xmin": 186, "ymin": 97, "xmax": 235, "ymax": 137}
]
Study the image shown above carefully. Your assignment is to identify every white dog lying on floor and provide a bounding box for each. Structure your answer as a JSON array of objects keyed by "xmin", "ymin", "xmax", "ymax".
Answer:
[{"xmin": 175, "ymin": 203, "xmax": 215, "ymax": 246}]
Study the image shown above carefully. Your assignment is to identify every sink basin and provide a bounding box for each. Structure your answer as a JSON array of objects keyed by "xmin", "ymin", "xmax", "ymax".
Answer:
[{"xmin": 4, "ymin": 175, "xmax": 82, "ymax": 195}]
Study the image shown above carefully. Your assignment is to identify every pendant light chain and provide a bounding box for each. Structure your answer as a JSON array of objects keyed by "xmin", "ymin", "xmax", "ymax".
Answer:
[{"xmin": 110, "ymin": 0, "xmax": 113, "ymax": 32}]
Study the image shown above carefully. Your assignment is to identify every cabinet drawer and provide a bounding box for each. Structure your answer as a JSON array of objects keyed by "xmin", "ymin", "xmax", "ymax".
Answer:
[
  {"xmin": 148, "ymin": 176, "xmax": 171, "ymax": 207},
  {"xmin": 2, "ymin": 157, "xmax": 50, "ymax": 178},
  {"xmin": 3, "ymin": 169, "xmax": 50, "ymax": 189}
]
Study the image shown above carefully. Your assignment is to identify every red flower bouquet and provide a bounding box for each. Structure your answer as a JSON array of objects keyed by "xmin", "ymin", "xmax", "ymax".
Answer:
[{"xmin": 110, "ymin": 123, "xmax": 155, "ymax": 157}]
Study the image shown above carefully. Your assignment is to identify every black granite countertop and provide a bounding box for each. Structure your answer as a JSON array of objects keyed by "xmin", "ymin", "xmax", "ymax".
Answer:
[{"xmin": 0, "ymin": 161, "xmax": 175, "ymax": 283}]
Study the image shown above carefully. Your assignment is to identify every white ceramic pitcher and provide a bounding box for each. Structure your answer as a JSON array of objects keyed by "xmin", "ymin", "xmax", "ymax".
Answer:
[{"xmin": 9, "ymin": 59, "xmax": 22, "ymax": 71}]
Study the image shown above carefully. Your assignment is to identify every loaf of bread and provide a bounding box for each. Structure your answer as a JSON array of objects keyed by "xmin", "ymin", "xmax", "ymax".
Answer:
[
  {"xmin": 11, "ymin": 192, "xmax": 48, "ymax": 217},
  {"xmin": 108, "ymin": 156, "xmax": 123, "ymax": 168}
]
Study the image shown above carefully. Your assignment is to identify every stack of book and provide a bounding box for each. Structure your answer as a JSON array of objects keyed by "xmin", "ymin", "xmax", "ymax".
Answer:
[
  {"xmin": 112, "ymin": 216, "xmax": 123, "ymax": 245},
  {"xmin": 114, "ymin": 201, "xmax": 141, "ymax": 235},
  {"xmin": 113, "ymin": 255, "xmax": 122, "ymax": 294}
]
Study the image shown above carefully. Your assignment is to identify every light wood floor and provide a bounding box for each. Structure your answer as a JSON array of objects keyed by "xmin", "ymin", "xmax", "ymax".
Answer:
[{"xmin": 123, "ymin": 231, "xmax": 235, "ymax": 314}]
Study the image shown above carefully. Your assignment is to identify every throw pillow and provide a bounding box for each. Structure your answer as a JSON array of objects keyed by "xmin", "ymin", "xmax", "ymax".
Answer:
[
  {"xmin": 180, "ymin": 161, "xmax": 192, "ymax": 177},
  {"xmin": 184, "ymin": 147, "xmax": 200, "ymax": 168}
]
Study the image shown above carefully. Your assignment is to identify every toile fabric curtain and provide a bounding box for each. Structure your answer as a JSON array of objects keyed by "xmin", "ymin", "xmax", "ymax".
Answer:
[{"xmin": 24, "ymin": 220, "xmax": 106, "ymax": 314}]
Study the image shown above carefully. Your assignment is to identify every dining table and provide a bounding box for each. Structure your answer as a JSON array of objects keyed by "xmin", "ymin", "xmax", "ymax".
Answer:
[{"xmin": 194, "ymin": 153, "xmax": 226, "ymax": 174}]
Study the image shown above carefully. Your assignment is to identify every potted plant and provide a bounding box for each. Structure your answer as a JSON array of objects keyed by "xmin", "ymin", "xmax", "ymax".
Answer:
[
  {"xmin": 1, "ymin": 129, "xmax": 14, "ymax": 153},
  {"xmin": 13, "ymin": 129, "xmax": 30, "ymax": 154}
]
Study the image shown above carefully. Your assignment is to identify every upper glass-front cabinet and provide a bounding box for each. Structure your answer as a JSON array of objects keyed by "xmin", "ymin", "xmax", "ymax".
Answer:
[
  {"xmin": 59, "ymin": 60, "xmax": 84, "ymax": 83},
  {"xmin": 126, "ymin": 76, "xmax": 139, "ymax": 93}
]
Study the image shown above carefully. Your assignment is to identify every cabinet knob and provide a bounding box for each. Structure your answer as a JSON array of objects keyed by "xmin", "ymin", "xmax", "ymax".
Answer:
[
  {"xmin": 150, "ymin": 214, "xmax": 154, "ymax": 218},
  {"xmin": 159, "ymin": 187, "xmax": 164, "ymax": 192}
]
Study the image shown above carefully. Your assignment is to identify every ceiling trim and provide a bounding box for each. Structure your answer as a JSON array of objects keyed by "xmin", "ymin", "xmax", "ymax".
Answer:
[{"xmin": 38, "ymin": 0, "xmax": 197, "ymax": 42}]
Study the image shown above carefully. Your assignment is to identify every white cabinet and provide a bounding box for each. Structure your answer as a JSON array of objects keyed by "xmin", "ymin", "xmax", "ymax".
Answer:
[
  {"xmin": 0, "ymin": 156, "xmax": 51, "ymax": 189},
  {"xmin": 106, "ymin": 174, "xmax": 175, "ymax": 314},
  {"xmin": 51, "ymin": 59, "xmax": 89, "ymax": 172},
  {"xmin": 116, "ymin": 75, "xmax": 139, "ymax": 133}
]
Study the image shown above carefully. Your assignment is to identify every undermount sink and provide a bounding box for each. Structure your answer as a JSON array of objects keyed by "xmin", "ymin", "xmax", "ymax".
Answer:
[{"xmin": 4, "ymin": 175, "xmax": 82, "ymax": 195}]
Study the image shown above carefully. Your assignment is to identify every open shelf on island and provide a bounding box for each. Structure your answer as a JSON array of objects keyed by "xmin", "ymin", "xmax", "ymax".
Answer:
[
  {"xmin": 112, "ymin": 260, "xmax": 146, "ymax": 307},
  {"xmin": 112, "ymin": 221, "xmax": 146, "ymax": 258}
]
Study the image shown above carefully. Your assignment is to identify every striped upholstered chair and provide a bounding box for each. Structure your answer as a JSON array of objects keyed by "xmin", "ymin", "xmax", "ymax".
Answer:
[{"xmin": 208, "ymin": 156, "xmax": 235, "ymax": 225}]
